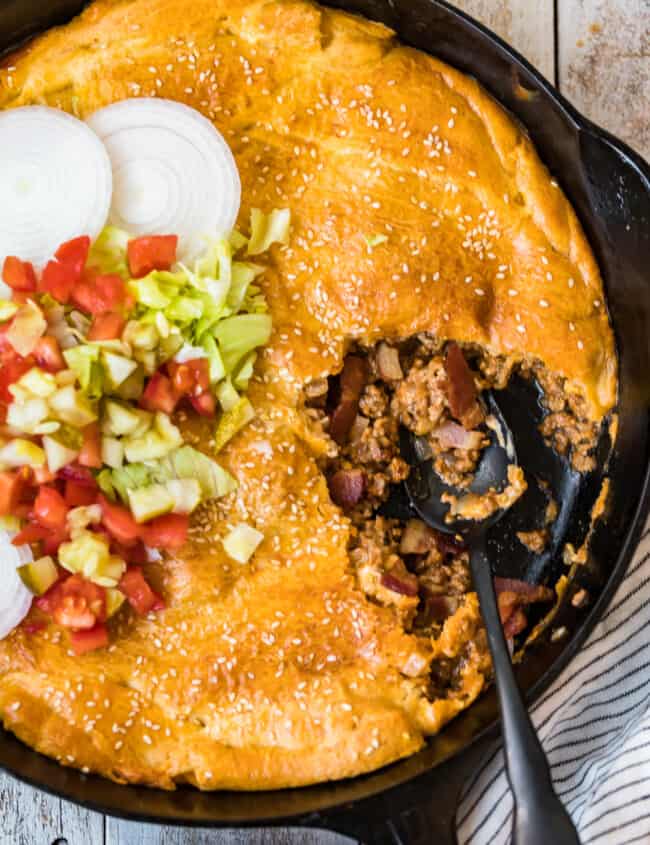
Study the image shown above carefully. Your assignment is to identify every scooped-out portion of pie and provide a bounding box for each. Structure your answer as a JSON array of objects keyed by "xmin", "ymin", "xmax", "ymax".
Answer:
[{"xmin": 0, "ymin": 0, "xmax": 616, "ymax": 790}]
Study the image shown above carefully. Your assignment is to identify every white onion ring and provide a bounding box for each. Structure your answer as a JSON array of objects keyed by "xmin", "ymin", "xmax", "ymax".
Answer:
[
  {"xmin": 0, "ymin": 532, "xmax": 34, "ymax": 640},
  {"xmin": 0, "ymin": 107, "xmax": 113, "ymax": 281},
  {"xmin": 87, "ymin": 99, "xmax": 241, "ymax": 260}
]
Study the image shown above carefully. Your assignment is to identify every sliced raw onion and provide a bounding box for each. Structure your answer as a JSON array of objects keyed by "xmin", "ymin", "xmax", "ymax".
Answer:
[
  {"xmin": 87, "ymin": 99, "xmax": 241, "ymax": 259},
  {"xmin": 0, "ymin": 106, "xmax": 112, "ymax": 283},
  {"xmin": 0, "ymin": 532, "xmax": 34, "ymax": 639}
]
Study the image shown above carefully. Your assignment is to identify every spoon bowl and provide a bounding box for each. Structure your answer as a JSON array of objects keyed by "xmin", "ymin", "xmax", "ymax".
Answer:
[{"xmin": 399, "ymin": 390, "xmax": 515, "ymax": 536}]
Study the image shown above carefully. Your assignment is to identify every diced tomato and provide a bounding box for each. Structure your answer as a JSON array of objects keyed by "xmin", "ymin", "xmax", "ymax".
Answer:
[
  {"xmin": 189, "ymin": 391, "xmax": 216, "ymax": 417},
  {"xmin": 2, "ymin": 256, "xmax": 37, "ymax": 292},
  {"xmin": 78, "ymin": 423, "xmax": 102, "ymax": 468},
  {"xmin": 50, "ymin": 574, "xmax": 106, "ymax": 630},
  {"xmin": 186, "ymin": 359, "xmax": 210, "ymax": 393},
  {"xmin": 141, "ymin": 513, "xmax": 188, "ymax": 550},
  {"xmin": 42, "ymin": 527, "xmax": 69, "ymax": 556},
  {"xmin": 118, "ymin": 567, "xmax": 158, "ymax": 615},
  {"xmin": 140, "ymin": 372, "xmax": 178, "ymax": 414},
  {"xmin": 0, "ymin": 470, "xmax": 26, "ymax": 515},
  {"xmin": 168, "ymin": 358, "xmax": 210, "ymax": 397},
  {"xmin": 111, "ymin": 539, "xmax": 148, "ymax": 565},
  {"xmin": 33, "ymin": 486, "xmax": 68, "ymax": 530},
  {"xmin": 87, "ymin": 312, "xmax": 125, "ymax": 341},
  {"xmin": 35, "ymin": 582, "xmax": 62, "ymax": 615},
  {"xmin": 127, "ymin": 235, "xmax": 178, "ymax": 278},
  {"xmin": 64, "ymin": 479, "xmax": 97, "ymax": 507},
  {"xmin": 72, "ymin": 272, "xmax": 126, "ymax": 315},
  {"xmin": 54, "ymin": 236, "xmax": 90, "ymax": 279},
  {"xmin": 33, "ymin": 336, "xmax": 65, "ymax": 372},
  {"xmin": 168, "ymin": 362, "xmax": 194, "ymax": 395},
  {"xmin": 0, "ymin": 355, "xmax": 34, "ymax": 402},
  {"xmin": 40, "ymin": 260, "xmax": 76, "ymax": 303},
  {"xmin": 151, "ymin": 592, "xmax": 165, "ymax": 611},
  {"xmin": 70, "ymin": 622, "xmax": 109, "ymax": 655},
  {"xmin": 98, "ymin": 494, "xmax": 141, "ymax": 545},
  {"xmin": 12, "ymin": 523, "xmax": 48, "ymax": 547}
]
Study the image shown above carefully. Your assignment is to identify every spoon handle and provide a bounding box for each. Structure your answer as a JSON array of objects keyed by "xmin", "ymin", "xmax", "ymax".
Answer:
[{"xmin": 469, "ymin": 537, "xmax": 581, "ymax": 845}]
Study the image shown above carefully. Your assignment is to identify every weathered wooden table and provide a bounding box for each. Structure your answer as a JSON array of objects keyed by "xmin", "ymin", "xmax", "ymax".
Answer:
[{"xmin": 1, "ymin": 1, "xmax": 647, "ymax": 843}]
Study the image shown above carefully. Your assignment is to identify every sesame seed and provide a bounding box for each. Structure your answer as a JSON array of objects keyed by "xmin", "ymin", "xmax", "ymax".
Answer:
[{"xmin": 539, "ymin": 299, "xmax": 549, "ymax": 308}]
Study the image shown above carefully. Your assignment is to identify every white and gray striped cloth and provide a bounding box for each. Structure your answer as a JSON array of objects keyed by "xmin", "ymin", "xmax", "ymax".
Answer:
[{"xmin": 457, "ymin": 517, "xmax": 650, "ymax": 845}]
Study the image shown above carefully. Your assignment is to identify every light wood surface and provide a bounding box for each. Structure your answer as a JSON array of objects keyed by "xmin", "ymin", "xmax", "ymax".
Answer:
[{"xmin": 1, "ymin": 0, "xmax": 647, "ymax": 842}]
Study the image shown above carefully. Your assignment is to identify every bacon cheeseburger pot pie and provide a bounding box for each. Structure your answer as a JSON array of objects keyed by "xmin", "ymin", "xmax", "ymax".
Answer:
[{"xmin": 0, "ymin": 0, "xmax": 622, "ymax": 794}]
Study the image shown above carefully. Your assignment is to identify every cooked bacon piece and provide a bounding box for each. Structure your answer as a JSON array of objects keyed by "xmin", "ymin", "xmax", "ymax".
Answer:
[
  {"xmin": 435, "ymin": 531, "xmax": 467, "ymax": 557},
  {"xmin": 329, "ymin": 355, "xmax": 369, "ymax": 444},
  {"xmin": 494, "ymin": 577, "xmax": 554, "ymax": 638},
  {"xmin": 376, "ymin": 342, "xmax": 403, "ymax": 381},
  {"xmin": 419, "ymin": 591, "xmax": 459, "ymax": 624},
  {"xmin": 431, "ymin": 420, "xmax": 486, "ymax": 450},
  {"xmin": 328, "ymin": 468, "xmax": 366, "ymax": 510},
  {"xmin": 444, "ymin": 342, "xmax": 484, "ymax": 429},
  {"xmin": 381, "ymin": 570, "xmax": 419, "ymax": 597}
]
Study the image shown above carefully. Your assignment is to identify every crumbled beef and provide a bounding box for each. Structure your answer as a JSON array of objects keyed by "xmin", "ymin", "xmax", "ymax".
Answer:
[
  {"xmin": 524, "ymin": 361, "xmax": 599, "ymax": 472},
  {"xmin": 350, "ymin": 517, "xmax": 420, "ymax": 625},
  {"xmin": 310, "ymin": 333, "xmax": 597, "ymax": 672},
  {"xmin": 359, "ymin": 383, "xmax": 389, "ymax": 418},
  {"xmin": 517, "ymin": 529, "xmax": 550, "ymax": 554},
  {"xmin": 413, "ymin": 545, "xmax": 471, "ymax": 597},
  {"xmin": 391, "ymin": 356, "xmax": 448, "ymax": 436}
]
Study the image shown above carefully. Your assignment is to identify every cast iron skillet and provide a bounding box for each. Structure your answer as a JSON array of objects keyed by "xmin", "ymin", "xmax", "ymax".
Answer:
[{"xmin": 1, "ymin": 1, "xmax": 649, "ymax": 842}]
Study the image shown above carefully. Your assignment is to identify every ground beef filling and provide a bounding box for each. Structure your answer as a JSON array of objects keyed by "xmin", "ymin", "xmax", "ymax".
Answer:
[{"xmin": 304, "ymin": 334, "xmax": 597, "ymax": 695}]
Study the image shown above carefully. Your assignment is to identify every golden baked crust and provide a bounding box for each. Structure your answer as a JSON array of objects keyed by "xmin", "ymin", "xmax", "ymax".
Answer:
[{"xmin": 0, "ymin": 0, "xmax": 616, "ymax": 789}]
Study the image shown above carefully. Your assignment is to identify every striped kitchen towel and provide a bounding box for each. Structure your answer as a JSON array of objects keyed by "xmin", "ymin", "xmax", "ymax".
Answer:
[{"xmin": 457, "ymin": 518, "xmax": 650, "ymax": 845}]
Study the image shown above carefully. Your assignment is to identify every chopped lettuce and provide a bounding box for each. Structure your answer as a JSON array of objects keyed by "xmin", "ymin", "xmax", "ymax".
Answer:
[
  {"xmin": 213, "ymin": 313, "xmax": 272, "ymax": 374},
  {"xmin": 98, "ymin": 445, "xmax": 237, "ymax": 506},
  {"xmin": 364, "ymin": 233, "xmax": 388, "ymax": 251},
  {"xmin": 87, "ymin": 226, "xmax": 130, "ymax": 275},
  {"xmin": 246, "ymin": 208, "xmax": 291, "ymax": 255},
  {"xmin": 216, "ymin": 378, "xmax": 240, "ymax": 412},
  {"xmin": 214, "ymin": 397, "xmax": 254, "ymax": 453},
  {"xmin": 227, "ymin": 262, "xmax": 264, "ymax": 311}
]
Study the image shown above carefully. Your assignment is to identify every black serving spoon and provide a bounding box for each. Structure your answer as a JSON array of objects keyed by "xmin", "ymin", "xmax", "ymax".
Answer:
[{"xmin": 399, "ymin": 393, "xmax": 580, "ymax": 845}]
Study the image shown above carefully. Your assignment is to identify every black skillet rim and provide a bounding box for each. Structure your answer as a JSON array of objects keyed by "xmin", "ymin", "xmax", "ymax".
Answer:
[{"xmin": 0, "ymin": 0, "xmax": 648, "ymax": 831}]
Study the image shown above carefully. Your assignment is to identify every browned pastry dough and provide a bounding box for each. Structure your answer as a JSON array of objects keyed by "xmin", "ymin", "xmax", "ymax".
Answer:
[{"xmin": 0, "ymin": 0, "xmax": 616, "ymax": 789}]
